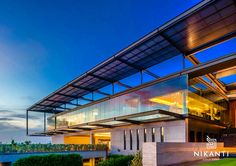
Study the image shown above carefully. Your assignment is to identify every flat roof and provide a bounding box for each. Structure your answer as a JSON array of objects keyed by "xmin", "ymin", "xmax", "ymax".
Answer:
[{"xmin": 28, "ymin": 0, "xmax": 236, "ymax": 113}]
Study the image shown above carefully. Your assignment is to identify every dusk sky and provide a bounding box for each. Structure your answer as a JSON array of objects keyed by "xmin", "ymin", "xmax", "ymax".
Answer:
[{"xmin": 0, "ymin": 0, "xmax": 235, "ymax": 143}]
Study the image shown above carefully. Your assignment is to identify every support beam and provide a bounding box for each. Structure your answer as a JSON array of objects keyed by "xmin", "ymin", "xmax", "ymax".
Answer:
[
  {"xmin": 69, "ymin": 126, "xmax": 92, "ymax": 131},
  {"xmin": 186, "ymin": 31, "xmax": 236, "ymax": 55},
  {"xmin": 140, "ymin": 70, "xmax": 143, "ymax": 84},
  {"xmin": 187, "ymin": 54, "xmax": 227, "ymax": 95},
  {"xmin": 37, "ymin": 104, "xmax": 65, "ymax": 110},
  {"xmin": 116, "ymin": 58, "xmax": 143, "ymax": 71},
  {"xmin": 116, "ymin": 81, "xmax": 132, "ymax": 89},
  {"xmin": 89, "ymin": 73, "xmax": 132, "ymax": 89},
  {"xmin": 29, "ymin": 109, "xmax": 63, "ymax": 114},
  {"xmin": 46, "ymin": 99, "xmax": 81, "ymax": 107},
  {"xmin": 57, "ymin": 93, "xmax": 93, "ymax": 102},
  {"xmin": 44, "ymin": 112, "xmax": 46, "ymax": 132},
  {"xmin": 143, "ymin": 70, "xmax": 160, "ymax": 79},
  {"xmin": 88, "ymin": 73, "xmax": 114, "ymax": 83},
  {"xmin": 89, "ymin": 124, "xmax": 114, "ymax": 128},
  {"xmin": 160, "ymin": 32, "xmax": 183, "ymax": 53},
  {"xmin": 214, "ymin": 66, "xmax": 236, "ymax": 79},
  {"xmin": 71, "ymin": 84, "xmax": 110, "ymax": 96},
  {"xmin": 116, "ymin": 119, "xmax": 141, "ymax": 124},
  {"xmin": 195, "ymin": 77, "xmax": 228, "ymax": 100},
  {"xmin": 116, "ymin": 57, "xmax": 160, "ymax": 80}
]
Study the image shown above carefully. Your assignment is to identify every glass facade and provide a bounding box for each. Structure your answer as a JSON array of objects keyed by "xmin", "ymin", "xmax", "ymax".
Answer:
[
  {"xmin": 188, "ymin": 84, "xmax": 228, "ymax": 124},
  {"xmin": 48, "ymin": 75, "xmax": 188, "ymax": 130}
]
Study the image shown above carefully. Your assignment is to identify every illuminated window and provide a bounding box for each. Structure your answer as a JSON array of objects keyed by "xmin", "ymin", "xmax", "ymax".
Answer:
[
  {"xmin": 152, "ymin": 128, "xmax": 156, "ymax": 142},
  {"xmin": 124, "ymin": 130, "xmax": 126, "ymax": 150},
  {"xmin": 130, "ymin": 130, "xmax": 133, "ymax": 150},
  {"xmin": 137, "ymin": 129, "xmax": 140, "ymax": 150},
  {"xmin": 160, "ymin": 127, "xmax": 164, "ymax": 142},
  {"xmin": 144, "ymin": 128, "xmax": 147, "ymax": 142}
]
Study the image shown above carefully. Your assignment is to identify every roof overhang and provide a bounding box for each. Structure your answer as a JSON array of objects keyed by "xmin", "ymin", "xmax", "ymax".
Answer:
[{"xmin": 27, "ymin": 0, "xmax": 236, "ymax": 113}]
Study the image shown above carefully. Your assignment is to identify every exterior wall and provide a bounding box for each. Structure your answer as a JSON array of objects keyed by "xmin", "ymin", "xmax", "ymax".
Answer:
[
  {"xmin": 52, "ymin": 135, "xmax": 64, "ymax": 144},
  {"xmin": 142, "ymin": 142, "xmax": 225, "ymax": 166},
  {"xmin": 110, "ymin": 120, "xmax": 186, "ymax": 155}
]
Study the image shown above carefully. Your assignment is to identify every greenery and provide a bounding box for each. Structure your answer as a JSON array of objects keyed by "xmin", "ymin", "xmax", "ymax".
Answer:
[
  {"xmin": 0, "ymin": 140, "xmax": 106, "ymax": 154},
  {"xmin": 200, "ymin": 158, "xmax": 236, "ymax": 166},
  {"xmin": 13, "ymin": 154, "xmax": 83, "ymax": 166},
  {"xmin": 97, "ymin": 154, "xmax": 134, "ymax": 166},
  {"xmin": 131, "ymin": 151, "xmax": 142, "ymax": 166}
]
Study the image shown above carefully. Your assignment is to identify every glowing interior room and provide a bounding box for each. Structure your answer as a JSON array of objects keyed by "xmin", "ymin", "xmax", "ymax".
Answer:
[{"xmin": 26, "ymin": 0, "xmax": 236, "ymax": 155}]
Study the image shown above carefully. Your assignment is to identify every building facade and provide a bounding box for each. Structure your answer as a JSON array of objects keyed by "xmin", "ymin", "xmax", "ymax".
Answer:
[{"xmin": 27, "ymin": 0, "xmax": 236, "ymax": 156}]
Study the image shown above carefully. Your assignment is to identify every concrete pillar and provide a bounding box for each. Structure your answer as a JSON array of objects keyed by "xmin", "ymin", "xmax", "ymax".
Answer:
[
  {"xmin": 90, "ymin": 131, "xmax": 94, "ymax": 144},
  {"xmin": 51, "ymin": 135, "xmax": 64, "ymax": 144},
  {"xmin": 142, "ymin": 142, "xmax": 157, "ymax": 166}
]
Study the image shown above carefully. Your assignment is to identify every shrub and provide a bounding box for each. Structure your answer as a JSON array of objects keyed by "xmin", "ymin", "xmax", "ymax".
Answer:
[
  {"xmin": 131, "ymin": 151, "xmax": 142, "ymax": 166},
  {"xmin": 0, "ymin": 143, "xmax": 107, "ymax": 154},
  {"xmin": 13, "ymin": 154, "xmax": 83, "ymax": 166},
  {"xmin": 97, "ymin": 155, "xmax": 134, "ymax": 166}
]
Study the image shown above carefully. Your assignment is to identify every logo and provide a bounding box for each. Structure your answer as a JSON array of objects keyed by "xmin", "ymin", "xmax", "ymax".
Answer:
[
  {"xmin": 206, "ymin": 136, "xmax": 217, "ymax": 149},
  {"xmin": 193, "ymin": 135, "xmax": 229, "ymax": 158}
]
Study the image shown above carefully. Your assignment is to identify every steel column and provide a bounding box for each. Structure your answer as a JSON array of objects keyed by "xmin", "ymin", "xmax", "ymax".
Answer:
[
  {"xmin": 26, "ymin": 110, "xmax": 29, "ymax": 136},
  {"xmin": 44, "ymin": 112, "xmax": 46, "ymax": 132}
]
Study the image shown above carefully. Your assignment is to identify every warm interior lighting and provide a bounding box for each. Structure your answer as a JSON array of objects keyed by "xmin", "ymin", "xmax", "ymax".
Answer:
[
  {"xmin": 94, "ymin": 132, "xmax": 111, "ymax": 137},
  {"xmin": 149, "ymin": 90, "xmax": 226, "ymax": 117}
]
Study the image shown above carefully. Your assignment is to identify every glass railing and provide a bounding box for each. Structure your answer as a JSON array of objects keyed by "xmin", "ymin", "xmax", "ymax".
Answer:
[{"xmin": 47, "ymin": 75, "xmax": 188, "ymax": 130}]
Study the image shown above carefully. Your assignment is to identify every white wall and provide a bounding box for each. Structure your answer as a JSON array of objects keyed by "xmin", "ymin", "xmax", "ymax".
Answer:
[
  {"xmin": 111, "ymin": 120, "xmax": 186, "ymax": 155},
  {"xmin": 51, "ymin": 135, "xmax": 64, "ymax": 144}
]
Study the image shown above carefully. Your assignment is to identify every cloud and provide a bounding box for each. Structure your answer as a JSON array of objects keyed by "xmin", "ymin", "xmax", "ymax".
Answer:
[
  {"xmin": 0, "ymin": 118, "xmax": 12, "ymax": 121},
  {"xmin": 0, "ymin": 122, "xmax": 22, "ymax": 131}
]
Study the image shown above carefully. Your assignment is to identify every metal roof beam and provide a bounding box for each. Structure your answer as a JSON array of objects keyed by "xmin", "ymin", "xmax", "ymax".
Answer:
[
  {"xmin": 159, "ymin": 32, "xmax": 183, "ymax": 53},
  {"xmin": 194, "ymin": 77, "xmax": 228, "ymax": 100},
  {"xmin": 68, "ymin": 126, "xmax": 92, "ymax": 131},
  {"xmin": 187, "ymin": 54, "xmax": 227, "ymax": 95},
  {"xmin": 186, "ymin": 31, "xmax": 236, "ymax": 56},
  {"xmin": 29, "ymin": 109, "xmax": 63, "ymax": 114},
  {"xmin": 144, "ymin": 70, "xmax": 160, "ymax": 79},
  {"xmin": 70, "ymin": 85, "xmax": 110, "ymax": 96},
  {"xmin": 46, "ymin": 99, "xmax": 81, "ymax": 107},
  {"xmin": 116, "ymin": 58, "xmax": 143, "ymax": 71},
  {"xmin": 89, "ymin": 73, "xmax": 132, "ymax": 89},
  {"xmin": 214, "ymin": 66, "xmax": 236, "ymax": 79},
  {"xmin": 89, "ymin": 124, "xmax": 114, "ymax": 128},
  {"xmin": 88, "ymin": 73, "xmax": 114, "ymax": 83},
  {"xmin": 116, "ymin": 57, "xmax": 160, "ymax": 79},
  {"xmin": 116, "ymin": 81, "xmax": 132, "ymax": 89},
  {"xmin": 37, "ymin": 104, "xmax": 65, "ymax": 110},
  {"xmin": 57, "ymin": 93, "xmax": 93, "ymax": 102},
  {"xmin": 116, "ymin": 119, "xmax": 141, "ymax": 124}
]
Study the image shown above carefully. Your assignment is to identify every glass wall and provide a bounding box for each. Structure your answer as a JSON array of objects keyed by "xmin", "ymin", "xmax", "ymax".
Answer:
[
  {"xmin": 188, "ymin": 81, "xmax": 228, "ymax": 124},
  {"xmin": 48, "ymin": 75, "xmax": 188, "ymax": 129}
]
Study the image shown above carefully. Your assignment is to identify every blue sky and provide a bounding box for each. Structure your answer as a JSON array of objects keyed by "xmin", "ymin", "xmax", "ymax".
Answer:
[{"xmin": 0, "ymin": 0, "xmax": 235, "ymax": 143}]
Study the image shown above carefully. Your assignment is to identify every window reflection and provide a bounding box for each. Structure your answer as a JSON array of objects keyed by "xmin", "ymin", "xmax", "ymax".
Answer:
[{"xmin": 48, "ymin": 75, "xmax": 188, "ymax": 129}]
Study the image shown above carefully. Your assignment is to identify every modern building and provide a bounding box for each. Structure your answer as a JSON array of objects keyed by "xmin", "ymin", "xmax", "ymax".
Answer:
[{"xmin": 27, "ymin": 0, "xmax": 236, "ymax": 156}]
